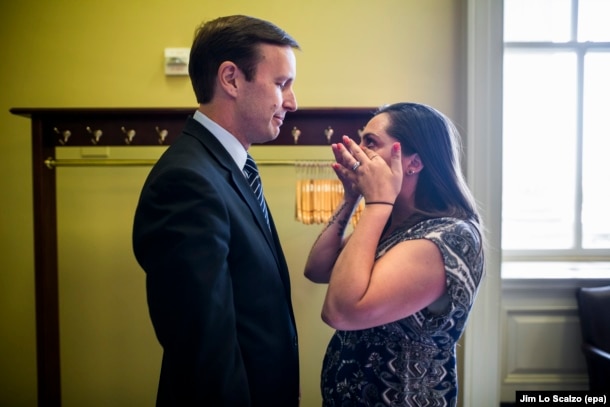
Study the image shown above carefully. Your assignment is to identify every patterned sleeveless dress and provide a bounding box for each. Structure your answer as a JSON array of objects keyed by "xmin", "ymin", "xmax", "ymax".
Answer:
[{"xmin": 321, "ymin": 217, "xmax": 484, "ymax": 407}]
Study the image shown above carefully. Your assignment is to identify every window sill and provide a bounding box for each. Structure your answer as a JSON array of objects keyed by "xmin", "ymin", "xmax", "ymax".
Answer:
[{"xmin": 502, "ymin": 261, "xmax": 610, "ymax": 280}]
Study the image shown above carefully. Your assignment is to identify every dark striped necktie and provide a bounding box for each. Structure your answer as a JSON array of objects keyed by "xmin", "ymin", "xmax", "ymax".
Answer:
[{"xmin": 244, "ymin": 154, "xmax": 270, "ymax": 228}]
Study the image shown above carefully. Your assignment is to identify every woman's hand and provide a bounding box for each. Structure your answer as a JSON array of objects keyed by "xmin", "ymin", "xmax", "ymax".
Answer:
[
  {"xmin": 332, "ymin": 136, "xmax": 403, "ymax": 204},
  {"xmin": 330, "ymin": 140, "xmax": 361, "ymax": 202}
]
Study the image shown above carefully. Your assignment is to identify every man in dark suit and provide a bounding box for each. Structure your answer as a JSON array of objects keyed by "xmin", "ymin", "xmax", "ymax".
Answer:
[{"xmin": 132, "ymin": 15, "xmax": 300, "ymax": 406}]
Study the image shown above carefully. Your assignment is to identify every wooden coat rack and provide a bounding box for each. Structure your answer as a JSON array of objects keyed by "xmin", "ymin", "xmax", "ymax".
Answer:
[{"xmin": 9, "ymin": 107, "xmax": 375, "ymax": 406}]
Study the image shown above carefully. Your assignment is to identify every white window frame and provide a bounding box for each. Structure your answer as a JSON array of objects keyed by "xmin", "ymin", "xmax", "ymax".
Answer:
[{"xmin": 502, "ymin": 0, "xmax": 610, "ymax": 264}]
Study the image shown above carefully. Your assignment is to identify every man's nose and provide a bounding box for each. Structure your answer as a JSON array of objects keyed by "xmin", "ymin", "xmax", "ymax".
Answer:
[{"xmin": 283, "ymin": 89, "xmax": 297, "ymax": 112}]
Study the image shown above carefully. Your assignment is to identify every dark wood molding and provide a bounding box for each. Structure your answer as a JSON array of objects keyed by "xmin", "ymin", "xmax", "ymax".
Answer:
[{"xmin": 10, "ymin": 107, "xmax": 376, "ymax": 147}]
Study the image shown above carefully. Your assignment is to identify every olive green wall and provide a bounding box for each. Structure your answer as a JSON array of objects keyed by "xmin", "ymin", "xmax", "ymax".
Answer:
[{"xmin": 0, "ymin": 0, "xmax": 465, "ymax": 405}]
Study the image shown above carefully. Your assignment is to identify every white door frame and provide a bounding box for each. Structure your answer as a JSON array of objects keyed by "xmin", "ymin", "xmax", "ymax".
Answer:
[{"xmin": 463, "ymin": 0, "xmax": 503, "ymax": 405}]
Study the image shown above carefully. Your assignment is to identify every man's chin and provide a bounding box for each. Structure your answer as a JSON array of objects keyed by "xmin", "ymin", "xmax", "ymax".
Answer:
[
  {"xmin": 252, "ymin": 129, "xmax": 281, "ymax": 145},
  {"xmin": 269, "ymin": 125, "xmax": 281, "ymax": 140}
]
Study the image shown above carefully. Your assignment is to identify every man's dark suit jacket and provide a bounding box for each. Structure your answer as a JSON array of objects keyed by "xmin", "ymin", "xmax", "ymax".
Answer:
[{"xmin": 132, "ymin": 117, "xmax": 300, "ymax": 406}]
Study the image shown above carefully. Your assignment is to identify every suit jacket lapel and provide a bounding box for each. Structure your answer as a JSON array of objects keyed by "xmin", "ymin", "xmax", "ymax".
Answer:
[{"xmin": 183, "ymin": 118, "xmax": 282, "ymax": 265}]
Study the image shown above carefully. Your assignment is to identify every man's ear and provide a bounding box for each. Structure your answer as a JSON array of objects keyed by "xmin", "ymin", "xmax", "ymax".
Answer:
[{"xmin": 217, "ymin": 61, "xmax": 239, "ymax": 98}]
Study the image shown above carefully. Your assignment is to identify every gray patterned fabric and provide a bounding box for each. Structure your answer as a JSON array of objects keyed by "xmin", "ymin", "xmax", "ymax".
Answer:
[
  {"xmin": 244, "ymin": 154, "xmax": 269, "ymax": 228},
  {"xmin": 321, "ymin": 217, "xmax": 484, "ymax": 407}
]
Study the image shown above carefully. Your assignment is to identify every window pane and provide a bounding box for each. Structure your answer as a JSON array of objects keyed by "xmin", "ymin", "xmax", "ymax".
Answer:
[
  {"xmin": 502, "ymin": 51, "xmax": 577, "ymax": 250},
  {"xmin": 578, "ymin": 0, "xmax": 610, "ymax": 41},
  {"xmin": 582, "ymin": 52, "xmax": 610, "ymax": 248},
  {"xmin": 504, "ymin": 0, "xmax": 572, "ymax": 42}
]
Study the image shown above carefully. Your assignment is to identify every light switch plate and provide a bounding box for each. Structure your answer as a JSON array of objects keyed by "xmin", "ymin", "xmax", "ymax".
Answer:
[{"xmin": 164, "ymin": 48, "xmax": 190, "ymax": 76}]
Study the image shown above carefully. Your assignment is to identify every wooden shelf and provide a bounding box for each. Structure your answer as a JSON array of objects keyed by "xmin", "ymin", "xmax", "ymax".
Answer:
[{"xmin": 10, "ymin": 107, "xmax": 375, "ymax": 146}]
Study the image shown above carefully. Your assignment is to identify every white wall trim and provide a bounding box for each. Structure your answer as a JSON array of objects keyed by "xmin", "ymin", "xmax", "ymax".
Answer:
[{"xmin": 463, "ymin": 0, "xmax": 503, "ymax": 405}]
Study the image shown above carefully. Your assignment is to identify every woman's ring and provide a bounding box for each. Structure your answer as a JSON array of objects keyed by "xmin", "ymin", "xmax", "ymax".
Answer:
[{"xmin": 351, "ymin": 161, "xmax": 361, "ymax": 171}]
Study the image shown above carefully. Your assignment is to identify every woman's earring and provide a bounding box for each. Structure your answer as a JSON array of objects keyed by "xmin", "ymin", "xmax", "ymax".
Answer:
[{"xmin": 407, "ymin": 169, "xmax": 414, "ymax": 175}]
